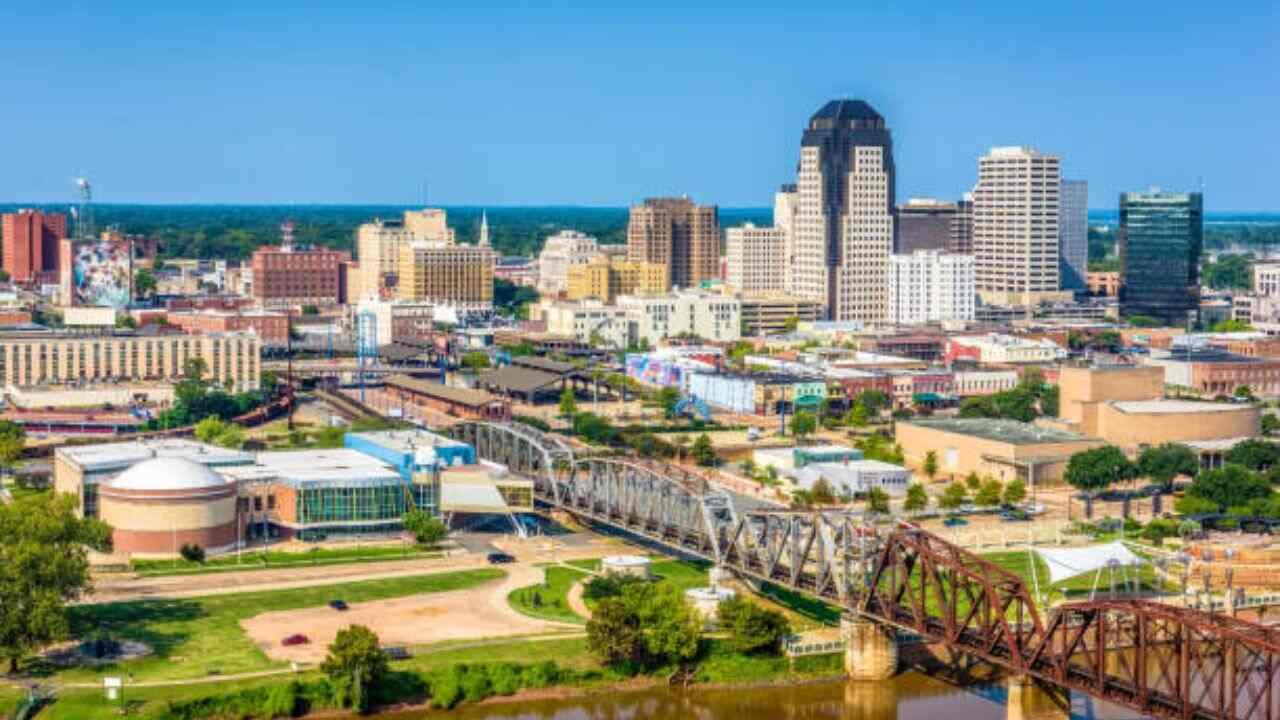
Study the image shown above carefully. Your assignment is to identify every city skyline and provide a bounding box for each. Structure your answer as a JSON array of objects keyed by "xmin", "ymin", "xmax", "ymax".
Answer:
[{"xmin": 1, "ymin": 2, "xmax": 1276, "ymax": 210}]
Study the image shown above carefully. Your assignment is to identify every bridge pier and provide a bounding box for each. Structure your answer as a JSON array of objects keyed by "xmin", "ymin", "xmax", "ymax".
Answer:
[
  {"xmin": 841, "ymin": 613, "xmax": 898, "ymax": 681},
  {"xmin": 1006, "ymin": 675, "xmax": 1068, "ymax": 720}
]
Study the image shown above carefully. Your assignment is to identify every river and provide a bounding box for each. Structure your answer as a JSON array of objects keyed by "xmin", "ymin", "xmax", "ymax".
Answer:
[{"xmin": 372, "ymin": 670, "xmax": 1141, "ymax": 720}]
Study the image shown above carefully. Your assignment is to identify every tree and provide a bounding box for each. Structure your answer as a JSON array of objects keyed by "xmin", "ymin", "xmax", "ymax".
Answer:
[
  {"xmin": 922, "ymin": 451, "xmax": 938, "ymax": 481},
  {"xmin": 903, "ymin": 483, "xmax": 928, "ymax": 513},
  {"xmin": 1137, "ymin": 443, "xmax": 1199, "ymax": 490},
  {"xmin": 1234, "ymin": 384, "xmax": 1255, "ymax": 400},
  {"xmin": 1184, "ymin": 464, "xmax": 1272, "ymax": 512},
  {"xmin": 865, "ymin": 486, "xmax": 890, "ymax": 514},
  {"xmin": 790, "ymin": 411, "xmax": 816, "ymax": 442},
  {"xmin": 975, "ymin": 479, "xmax": 1003, "ymax": 507},
  {"xmin": 461, "ymin": 351, "xmax": 491, "ymax": 372},
  {"xmin": 845, "ymin": 404, "xmax": 869, "ymax": 427},
  {"xmin": 717, "ymin": 596, "xmax": 791, "ymax": 655},
  {"xmin": 1264, "ymin": 414, "xmax": 1280, "ymax": 436},
  {"xmin": 855, "ymin": 390, "xmax": 891, "ymax": 415},
  {"xmin": 1225, "ymin": 439, "xmax": 1280, "ymax": 471},
  {"xmin": 1064, "ymin": 445, "xmax": 1135, "ymax": 495},
  {"xmin": 586, "ymin": 583, "xmax": 700, "ymax": 672},
  {"xmin": 782, "ymin": 315, "xmax": 800, "ymax": 332},
  {"xmin": 810, "ymin": 478, "xmax": 837, "ymax": 505},
  {"xmin": 133, "ymin": 267, "xmax": 157, "ymax": 298},
  {"xmin": 0, "ymin": 420, "xmax": 26, "ymax": 469},
  {"xmin": 194, "ymin": 415, "xmax": 228, "ymax": 443},
  {"xmin": 179, "ymin": 543, "xmax": 206, "ymax": 563},
  {"xmin": 690, "ymin": 433, "xmax": 718, "ymax": 467},
  {"xmin": 0, "ymin": 493, "xmax": 113, "ymax": 673},
  {"xmin": 402, "ymin": 509, "xmax": 447, "ymax": 546},
  {"xmin": 939, "ymin": 482, "xmax": 968, "ymax": 511},
  {"xmin": 300, "ymin": 303, "xmax": 320, "ymax": 316},
  {"xmin": 183, "ymin": 356, "xmax": 209, "ymax": 382},
  {"xmin": 321, "ymin": 624, "xmax": 389, "ymax": 713},
  {"xmin": 653, "ymin": 386, "xmax": 681, "ymax": 419},
  {"xmin": 558, "ymin": 386, "xmax": 577, "ymax": 418},
  {"xmin": 114, "ymin": 314, "xmax": 137, "ymax": 329},
  {"xmin": 213, "ymin": 425, "xmax": 245, "ymax": 449},
  {"xmin": 1002, "ymin": 478, "xmax": 1027, "ymax": 506},
  {"xmin": 1175, "ymin": 494, "xmax": 1220, "ymax": 516},
  {"xmin": 965, "ymin": 471, "xmax": 982, "ymax": 491}
]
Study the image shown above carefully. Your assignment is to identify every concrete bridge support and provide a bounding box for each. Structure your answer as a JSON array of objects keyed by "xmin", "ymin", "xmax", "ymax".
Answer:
[
  {"xmin": 1006, "ymin": 675, "xmax": 1069, "ymax": 720},
  {"xmin": 841, "ymin": 613, "xmax": 898, "ymax": 680}
]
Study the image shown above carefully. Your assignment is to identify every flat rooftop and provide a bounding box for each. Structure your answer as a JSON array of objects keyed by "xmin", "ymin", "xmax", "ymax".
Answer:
[
  {"xmin": 905, "ymin": 418, "xmax": 1093, "ymax": 445},
  {"xmin": 348, "ymin": 429, "xmax": 467, "ymax": 452},
  {"xmin": 1111, "ymin": 400, "xmax": 1252, "ymax": 414},
  {"xmin": 56, "ymin": 439, "xmax": 254, "ymax": 472}
]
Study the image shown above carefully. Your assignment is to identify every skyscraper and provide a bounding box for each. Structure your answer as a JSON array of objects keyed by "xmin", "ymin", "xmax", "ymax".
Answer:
[
  {"xmin": 626, "ymin": 197, "xmax": 719, "ymax": 289},
  {"xmin": 950, "ymin": 193, "xmax": 974, "ymax": 254},
  {"xmin": 897, "ymin": 199, "xmax": 956, "ymax": 254},
  {"xmin": 1059, "ymin": 180, "xmax": 1089, "ymax": 293},
  {"xmin": 791, "ymin": 99, "xmax": 895, "ymax": 322},
  {"xmin": 1119, "ymin": 190, "xmax": 1203, "ymax": 326},
  {"xmin": 2, "ymin": 209, "xmax": 67, "ymax": 285},
  {"xmin": 973, "ymin": 147, "xmax": 1068, "ymax": 307}
]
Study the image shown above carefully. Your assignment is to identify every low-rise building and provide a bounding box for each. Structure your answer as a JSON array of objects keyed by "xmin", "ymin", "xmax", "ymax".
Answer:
[
  {"xmin": 539, "ymin": 299, "xmax": 633, "ymax": 348},
  {"xmin": 952, "ymin": 369, "xmax": 1020, "ymax": 397},
  {"xmin": 618, "ymin": 291, "xmax": 741, "ymax": 346},
  {"xmin": 688, "ymin": 371, "xmax": 825, "ymax": 416},
  {"xmin": 1142, "ymin": 348, "xmax": 1280, "ymax": 397},
  {"xmin": 167, "ymin": 309, "xmax": 290, "ymax": 347},
  {"xmin": 739, "ymin": 295, "xmax": 824, "ymax": 336},
  {"xmin": 794, "ymin": 460, "xmax": 911, "ymax": 497},
  {"xmin": 945, "ymin": 333, "xmax": 1065, "ymax": 365},
  {"xmin": 896, "ymin": 417, "xmax": 1104, "ymax": 486}
]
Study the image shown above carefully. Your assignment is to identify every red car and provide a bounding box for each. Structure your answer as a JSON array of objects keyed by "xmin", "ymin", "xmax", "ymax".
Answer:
[{"xmin": 281, "ymin": 634, "xmax": 309, "ymax": 646}]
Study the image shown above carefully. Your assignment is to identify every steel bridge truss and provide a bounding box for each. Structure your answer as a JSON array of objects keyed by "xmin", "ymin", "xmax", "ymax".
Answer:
[{"xmin": 453, "ymin": 421, "xmax": 1280, "ymax": 720}]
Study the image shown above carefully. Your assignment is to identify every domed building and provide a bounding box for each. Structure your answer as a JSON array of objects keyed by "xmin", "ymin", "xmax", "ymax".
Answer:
[{"xmin": 97, "ymin": 457, "xmax": 239, "ymax": 557}]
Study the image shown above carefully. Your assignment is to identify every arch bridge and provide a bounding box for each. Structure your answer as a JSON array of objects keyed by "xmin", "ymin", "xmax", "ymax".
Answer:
[{"xmin": 451, "ymin": 421, "xmax": 1280, "ymax": 720}]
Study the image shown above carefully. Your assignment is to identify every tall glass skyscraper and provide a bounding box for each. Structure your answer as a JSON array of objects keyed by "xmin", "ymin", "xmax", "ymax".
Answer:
[{"xmin": 1119, "ymin": 190, "xmax": 1203, "ymax": 326}]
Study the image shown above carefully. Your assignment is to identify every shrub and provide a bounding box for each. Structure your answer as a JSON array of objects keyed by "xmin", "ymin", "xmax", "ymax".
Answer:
[
  {"xmin": 582, "ymin": 571, "xmax": 644, "ymax": 602},
  {"xmin": 461, "ymin": 665, "xmax": 492, "ymax": 702},
  {"xmin": 487, "ymin": 662, "xmax": 521, "ymax": 695},
  {"xmin": 520, "ymin": 660, "xmax": 561, "ymax": 688},
  {"xmin": 179, "ymin": 543, "xmax": 206, "ymax": 563},
  {"xmin": 430, "ymin": 666, "xmax": 464, "ymax": 709},
  {"xmin": 262, "ymin": 681, "xmax": 301, "ymax": 718}
]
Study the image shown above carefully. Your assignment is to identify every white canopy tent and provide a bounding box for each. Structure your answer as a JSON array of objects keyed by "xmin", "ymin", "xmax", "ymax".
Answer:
[{"xmin": 1030, "ymin": 542, "xmax": 1146, "ymax": 603}]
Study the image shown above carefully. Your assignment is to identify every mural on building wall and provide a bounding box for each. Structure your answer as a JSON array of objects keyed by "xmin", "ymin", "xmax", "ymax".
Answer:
[
  {"xmin": 72, "ymin": 237, "xmax": 133, "ymax": 308},
  {"xmin": 625, "ymin": 354, "xmax": 685, "ymax": 388}
]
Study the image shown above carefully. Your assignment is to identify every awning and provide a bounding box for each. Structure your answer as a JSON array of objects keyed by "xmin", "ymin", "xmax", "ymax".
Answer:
[{"xmin": 1033, "ymin": 542, "xmax": 1142, "ymax": 585}]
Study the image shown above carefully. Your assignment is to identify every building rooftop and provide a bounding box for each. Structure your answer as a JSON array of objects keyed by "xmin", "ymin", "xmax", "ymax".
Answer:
[
  {"xmin": 348, "ymin": 429, "xmax": 467, "ymax": 453},
  {"xmin": 221, "ymin": 448, "xmax": 402, "ymax": 489},
  {"xmin": 386, "ymin": 375, "xmax": 504, "ymax": 408},
  {"xmin": 108, "ymin": 456, "xmax": 228, "ymax": 492},
  {"xmin": 905, "ymin": 418, "xmax": 1093, "ymax": 445},
  {"xmin": 56, "ymin": 439, "xmax": 254, "ymax": 473},
  {"xmin": 1111, "ymin": 400, "xmax": 1252, "ymax": 414}
]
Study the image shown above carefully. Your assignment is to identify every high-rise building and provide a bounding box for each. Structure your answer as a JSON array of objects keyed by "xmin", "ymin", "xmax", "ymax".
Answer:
[
  {"xmin": 950, "ymin": 194, "xmax": 974, "ymax": 254},
  {"xmin": 565, "ymin": 254, "xmax": 667, "ymax": 303},
  {"xmin": 973, "ymin": 146, "xmax": 1068, "ymax": 307},
  {"xmin": 1060, "ymin": 180, "xmax": 1089, "ymax": 293},
  {"xmin": 791, "ymin": 99, "xmax": 895, "ymax": 322},
  {"xmin": 397, "ymin": 241, "xmax": 495, "ymax": 310},
  {"xmin": 897, "ymin": 199, "xmax": 956, "ymax": 254},
  {"xmin": 887, "ymin": 250, "xmax": 976, "ymax": 325},
  {"xmin": 536, "ymin": 230, "xmax": 600, "ymax": 296},
  {"xmin": 357, "ymin": 209, "xmax": 455, "ymax": 300},
  {"xmin": 251, "ymin": 245, "xmax": 350, "ymax": 309},
  {"xmin": 1119, "ymin": 190, "xmax": 1203, "ymax": 326},
  {"xmin": 626, "ymin": 197, "xmax": 719, "ymax": 289},
  {"xmin": 2, "ymin": 209, "xmax": 67, "ymax": 285},
  {"xmin": 725, "ymin": 223, "xmax": 788, "ymax": 295}
]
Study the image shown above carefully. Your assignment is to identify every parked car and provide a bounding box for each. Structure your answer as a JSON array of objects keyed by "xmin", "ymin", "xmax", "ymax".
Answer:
[
  {"xmin": 1000, "ymin": 510, "xmax": 1031, "ymax": 522},
  {"xmin": 1024, "ymin": 503, "xmax": 1046, "ymax": 515},
  {"xmin": 383, "ymin": 646, "xmax": 411, "ymax": 660},
  {"xmin": 282, "ymin": 634, "xmax": 309, "ymax": 646},
  {"xmin": 943, "ymin": 516, "xmax": 969, "ymax": 527},
  {"xmin": 486, "ymin": 552, "xmax": 516, "ymax": 565},
  {"xmin": 329, "ymin": 599, "xmax": 348, "ymax": 611}
]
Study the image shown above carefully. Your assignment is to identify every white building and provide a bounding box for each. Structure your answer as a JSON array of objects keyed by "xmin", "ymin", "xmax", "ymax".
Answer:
[
  {"xmin": 948, "ymin": 333, "xmax": 1066, "ymax": 364},
  {"xmin": 725, "ymin": 223, "xmax": 787, "ymax": 295},
  {"xmin": 618, "ymin": 291, "xmax": 741, "ymax": 346},
  {"xmin": 793, "ymin": 460, "xmax": 911, "ymax": 498},
  {"xmin": 887, "ymin": 250, "xmax": 975, "ymax": 325},
  {"xmin": 953, "ymin": 369, "xmax": 1020, "ymax": 397},
  {"xmin": 791, "ymin": 101, "xmax": 895, "ymax": 323},
  {"xmin": 536, "ymin": 230, "xmax": 599, "ymax": 296},
  {"xmin": 1255, "ymin": 263, "xmax": 1280, "ymax": 298},
  {"xmin": 974, "ymin": 147, "xmax": 1071, "ymax": 307},
  {"xmin": 540, "ymin": 299, "xmax": 632, "ymax": 349},
  {"xmin": 1060, "ymin": 180, "xmax": 1089, "ymax": 293}
]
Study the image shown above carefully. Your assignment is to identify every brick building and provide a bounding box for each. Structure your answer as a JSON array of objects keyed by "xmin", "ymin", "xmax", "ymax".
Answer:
[
  {"xmin": 251, "ymin": 246, "xmax": 349, "ymax": 309},
  {"xmin": 167, "ymin": 309, "xmax": 290, "ymax": 346},
  {"xmin": 2, "ymin": 209, "xmax": 67, "ymax": 285}
]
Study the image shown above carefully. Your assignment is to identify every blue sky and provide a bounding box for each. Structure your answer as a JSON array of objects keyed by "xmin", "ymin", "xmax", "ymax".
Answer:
[{"xmin": 1, "ymin": 1, "xmax": 1275, "ymax": 210}]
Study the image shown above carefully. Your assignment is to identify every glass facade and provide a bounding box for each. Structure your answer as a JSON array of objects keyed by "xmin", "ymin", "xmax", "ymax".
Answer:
[
  {"xmin": 1119, "ymin": 191, "xmax": 1203, "ymax": 326},
  {"xmin": 293, "ymin": 478, "xmax": 439, "ymax": 526}
]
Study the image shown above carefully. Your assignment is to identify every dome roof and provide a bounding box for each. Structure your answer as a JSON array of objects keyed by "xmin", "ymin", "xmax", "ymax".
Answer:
[{"xmin": 108, "ymin": 457, "xmax": 227, "ymax": 492}]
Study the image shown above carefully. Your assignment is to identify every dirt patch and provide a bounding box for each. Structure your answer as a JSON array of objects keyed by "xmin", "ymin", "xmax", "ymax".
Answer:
[{"xmin": 240, "ymin": 566, "xmax": 578, "ymax": 663}]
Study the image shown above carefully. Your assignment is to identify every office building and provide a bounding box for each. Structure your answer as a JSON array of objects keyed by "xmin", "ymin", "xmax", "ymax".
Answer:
[
  {"xmin": 973, "ymin": 147, "xmax": 1068, "ymax": 306},
  {"xmin": 2, "ymin": 209, "xmax": 67, "ymax": 285},
  {"xmin": 896, "ymin": 199, "xmax": 955, "ymax": 254},
  {"xmin": 887, "ymin": 250, "xmax": 976, "ymax": 325},
  {"xmin": 166, "ymin": 309, "xmax": 290, "ymax": 347},
  {"xmin": 951, "ymin": 194, "xmax": 975, "ymax": 254},
  {"xmin": 739, "ymin": 295, "xmax": 824, "ymax": 336},
  {"xmin": 539, "ymin": 299, "xmax": 633, "ymax": 348},
  {"xmin": 1060, "ymin": 180, "xmax": 1089, "ymax": 293},
  {"xmin": 356, "ymin": 209, "xmax": 456, "ymax": 300},
  {"xmin": 618, "ymin": 290, "xmax": 741, "ymax": 346},
  {"xmin": 537, "ymin": 230, "xmax": 600, "ymax": 296},
  {"xmin": 251, "ymin": 245, "xmax": 349, "ymax": 309},
  {"xmin": 1118, "ymin": 190, "xmax": 1203, "ymax": 326},
  {"xmin": 791, "ymin": 99, "xmax": 895, "ymax": 322},
  {"xmin": 725, "ymin": 223, "xmax": 788, "ymax": 295},
  {"xmin": 626, "ymin": 197, "xmax": 719, "ymax": 289},
  {"xmin": 397, "ymin": 241, "xmax": 495, "ymax": 309},
  {"xmin": 565, "ymin": 253, "xmax": 667, "ymax": 304},
  {"xmin": 0, "ymin": 330, "xmax": 261, "ymax": 390}
]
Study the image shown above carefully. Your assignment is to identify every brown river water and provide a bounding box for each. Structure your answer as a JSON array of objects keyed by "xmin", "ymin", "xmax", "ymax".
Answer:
[{"xmin": 372, "ymin": 671, "xmax": 1142, "ymax": 720}]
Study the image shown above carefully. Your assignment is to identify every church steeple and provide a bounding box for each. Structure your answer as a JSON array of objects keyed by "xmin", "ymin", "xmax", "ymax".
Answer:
[{"xmin": 478, "ymin": 211, "xmax": 490, "ymax": 247}]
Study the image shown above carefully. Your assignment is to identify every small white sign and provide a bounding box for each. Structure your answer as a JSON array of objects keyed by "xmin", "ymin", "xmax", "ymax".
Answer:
[{"xmin": 103, "ymin": 677, "xmax": 122, "ymax": 689}]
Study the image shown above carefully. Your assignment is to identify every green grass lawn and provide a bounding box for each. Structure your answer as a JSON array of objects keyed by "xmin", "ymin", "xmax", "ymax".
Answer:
[
  {"xmin": 981, "ymin": 549, "xmax": 1172, "ymax": 605},
  {"xmin": 509, "ymin": 565, "xmax": 594, "ymax": 624},
  {"xmin": 693, "ymin": 640, "xmax": 842, "ymax": 684},
  {"xmin": 42, "ymin": 568, "xmax": 503, "ymax": 684},
  {"xmin": 24, "ymin": 674, "xmax": 307, "ymax": 720},
  {"xmin": 130, "ymin": 544, "xmax": 442, "ymax": 576}
]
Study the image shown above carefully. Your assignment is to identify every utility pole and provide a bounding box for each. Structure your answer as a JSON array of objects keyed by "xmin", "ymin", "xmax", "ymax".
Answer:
[{"xmin": 286, "ymin": 309, "xmax": 295, "ymax": 430}]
